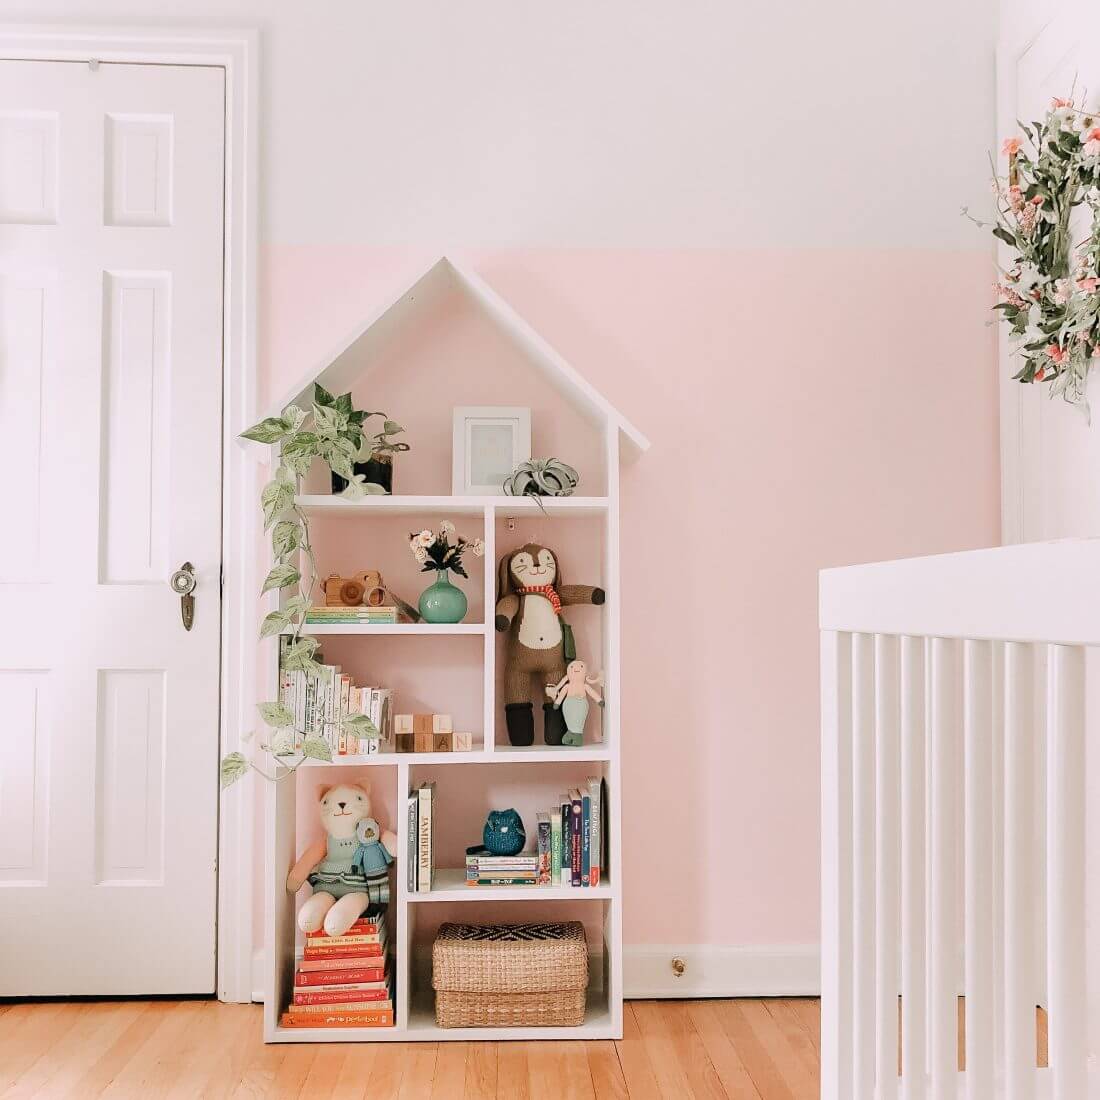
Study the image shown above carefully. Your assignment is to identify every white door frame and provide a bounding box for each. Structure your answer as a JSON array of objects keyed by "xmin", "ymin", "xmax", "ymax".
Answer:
[{"xmin": 0, "ymin": 25, "xmax": 260, "ymax": 1003}]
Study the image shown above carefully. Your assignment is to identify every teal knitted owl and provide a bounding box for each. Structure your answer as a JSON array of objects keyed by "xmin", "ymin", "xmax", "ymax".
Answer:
[{"xmin": 483, "ymin": 808, "xmax": 526, "ymax": 856}]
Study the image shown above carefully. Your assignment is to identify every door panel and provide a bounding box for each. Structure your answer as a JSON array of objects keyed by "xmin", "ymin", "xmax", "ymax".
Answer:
[{"xmin": 0, "ymin": 60, "xmax": 224, "ymax": 995}]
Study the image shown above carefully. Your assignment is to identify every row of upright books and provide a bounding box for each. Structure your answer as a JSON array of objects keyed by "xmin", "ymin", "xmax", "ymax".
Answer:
[
  {"xmin": 278, "ymin": 638, "xmax": 392, "ymax": 755},
  {"xmin": 406, "ymin": 781, "xmax": 437, "ymax": 892},
  {"xmin": 281, "ymin": 906, "xmax": 393, "ymax": 1029},
  {"xmin": 465, "ymin": 778, "xmax": 605, "ymax": 887}
]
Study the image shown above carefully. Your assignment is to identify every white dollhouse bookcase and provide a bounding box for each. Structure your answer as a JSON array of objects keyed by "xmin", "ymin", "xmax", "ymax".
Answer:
[{"xmin": 258, "ymin": 256, "xmax": 647, "ymax": 1042}]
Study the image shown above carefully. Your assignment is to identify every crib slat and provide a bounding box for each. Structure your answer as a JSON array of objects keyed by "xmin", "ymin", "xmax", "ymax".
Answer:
[
  {"xmin": 964, "ymin": 640, "xmax": 994, "ymax": 1098},
  {"xmin": 900, "ymin": 637, "xmax": 926, "ymax": 1100},
  {"xmin": 821, "ymin": 630, "xmax": 854, "ymax": 1100},
  {"xmin": 1047, "ymin": 644, "xmax": 1086, "ymax": 1098},
  {"xmin": 875, "ymin": 634, "xmax": 899, "ymax": 1099},
  {"xmin": 852, "ymin": 632, "xmax": 876, "ymax": 1098},
  {"xmin": 929, "ymin": 638, "xmax": 958, "ymax": 1100},
  {"xmin": 1004, "ymin": 641, "xmax": 1036, "ymax": 1100}
]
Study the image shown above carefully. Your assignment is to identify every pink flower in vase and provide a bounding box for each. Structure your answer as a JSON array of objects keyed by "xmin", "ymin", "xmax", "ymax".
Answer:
[
  {"xmin": 1078, "ymin": 277, "xmax": 1100, "ymax": 293},
  {"xmin": 1082, "ymin": 128, "xmax": 1100, "ymax": 158},
  {"xmin": 1002, "ymin": 137, "xmax": 1022, "ymax": 157},
  {"xmin": 1052, "ymin": 97, "xmax": 1074, "ymax": 109},
  {"xmin": 1047, "ymin": 344, "xmax": 1067, "ymax": 365}
]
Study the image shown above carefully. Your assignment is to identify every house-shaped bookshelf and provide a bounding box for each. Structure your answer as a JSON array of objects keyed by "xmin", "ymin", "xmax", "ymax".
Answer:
[{"xmin": 258, "ymin": 255, "xmax": 647, "ymax": 1042}]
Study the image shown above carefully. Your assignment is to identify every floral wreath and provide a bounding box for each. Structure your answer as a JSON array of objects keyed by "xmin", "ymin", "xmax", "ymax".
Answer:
[{"xmin": 974, "ymin": 95, "xmax": 1100, "ymax": 414}]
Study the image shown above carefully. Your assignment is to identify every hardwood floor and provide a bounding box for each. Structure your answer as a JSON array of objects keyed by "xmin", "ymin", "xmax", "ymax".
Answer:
[
  {"xmin": 0, "ymin": 997, "xmax": 1051, "ymax": 1098},
  {"xmin": 0, "ymin": 998, "xmax": 821, "ymax": 1099}
]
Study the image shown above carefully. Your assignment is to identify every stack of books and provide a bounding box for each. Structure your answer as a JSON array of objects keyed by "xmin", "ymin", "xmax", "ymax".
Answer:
[
  {"xmin": 281, "ymin": 906, "xmax": 393, "ymax": 1029},
  {"xmin": 406, "ymin": 781, "xmax": 436, "ymax": 892},
  {"xmin": 278, "ymin": 640, "xmax": 393, "ymax": 756},
  {"xmin": 464, "ymin": 847, "xmax": 539, "ymax": 886},
  {"xmin": 304, "ymin": 605, "xmax": 400, "ymax": 626}
]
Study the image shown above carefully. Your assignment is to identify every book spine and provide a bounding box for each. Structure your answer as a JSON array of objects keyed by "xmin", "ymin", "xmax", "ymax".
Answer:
[
  {"xmin": 536, "ymin": 812, "xmax": 551, "ymax": 884},
  {"xmin": 560, "ymin": 796, "xmax": 572, "ymax": 887},
  {"xmin": 302, "ymin": 932, "xmax": 383, "ymax": 948},
  {"xmin": 581, "ymin": 789, "xmax": 591, "ymax": 886},
  {"xmin": 288, "ymin": 999, "xmax": 392, "ymax": 1014},
  {"xmin": 465, "ymin": 878, "xmax": 540, "ymax": 886},
  {"xmin": 550, "ymin": 810, "xmax": 562, "ymax": 886},
  {"xmin": 588, "ymin": 776, "xmax": 602, "ymax": 886},
  {"xmin": 302, "ymin": 944, "xmax": 385, "ymax": 959},
  {"xmin": 406, "ymin": 794, "xmax": 418, "ymax": 892},
  {"xmin": 279, "ymin": 1009, "xmax": 393, "ymax": 1028},
  {"xmin": 292, "ymin": 988, "xmax": 390, "ymax": 1006},
  {"xmin": 294, "ymin": 967, "xmax": 386, "ymax": 986},
  {"xmin": 417, "ymin": 784, "xmax": 432, "ymax": 892},
  {"xmin": 570, "ymin": 790, "xmax": 582, "ymax": 887}
]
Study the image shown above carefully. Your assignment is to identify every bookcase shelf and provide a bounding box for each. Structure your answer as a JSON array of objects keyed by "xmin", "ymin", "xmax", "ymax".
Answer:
[
  {"xmin": 299, "ymin": 745, "xmax": 611, "ymax": 767},
  {"xmin": 405, "ymin": 867, "xmax": 614, "ymax": 902},
  {"xmin": 262, "ymin": 254, "xmax": 642, "ymax": 1045},
  {"xmin": 283, "ymin": 622, "xmax": 486, "ymax": 637}
]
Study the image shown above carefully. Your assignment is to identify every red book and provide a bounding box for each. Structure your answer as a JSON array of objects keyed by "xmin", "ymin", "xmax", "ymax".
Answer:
[
  {"xmin": 306, "ymin": 917, "xmax": 384, "ymax": 938},
  {"xmin": 293, "ymin": 987, "xmax": 389, "ymax": 1006},
  {"xmin": 280, "ymin": 1008, "xmax": 393, "ymax": 1028},
  {"xmin": 294, "ymin": 965, "xmax": 387, "ymax": 986},
  {"xmin": 302, "ymin": 943, "xmax": 385, "ymax": 960}
]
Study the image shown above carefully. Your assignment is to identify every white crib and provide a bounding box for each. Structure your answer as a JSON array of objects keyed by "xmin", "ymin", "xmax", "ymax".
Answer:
[{"xmin": 820, "ymin": 540, "xmax": 1100, "ymax": 1099}]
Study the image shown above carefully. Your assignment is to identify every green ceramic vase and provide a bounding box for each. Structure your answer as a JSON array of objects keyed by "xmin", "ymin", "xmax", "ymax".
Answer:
[{"xmin": 418, "ymin": 570, "xmax": 468, "ymax": 624}]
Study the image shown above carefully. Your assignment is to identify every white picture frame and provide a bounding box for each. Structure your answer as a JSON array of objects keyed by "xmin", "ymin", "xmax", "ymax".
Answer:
[{"xmin": 452, "ymin": 406, "xmax": 532, "ymax": 495}]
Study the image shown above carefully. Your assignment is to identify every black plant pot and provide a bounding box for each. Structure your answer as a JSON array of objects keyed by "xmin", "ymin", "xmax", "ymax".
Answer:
[{"xmin": 331, "ymin": 454, "xmax": 394, "ymax": 494}]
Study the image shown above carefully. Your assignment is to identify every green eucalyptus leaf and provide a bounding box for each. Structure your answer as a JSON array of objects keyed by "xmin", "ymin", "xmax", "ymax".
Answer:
[
  {"xmin": 261, "ymin": 479, "xmax": 295, "ymax": 530},
  {"xmin": 342, "ymin": 713, "xmax": 379, "ymax": 739},
  {"xmin": 284, "ymin": 595, "xmax": 309, "ymax": 620},
  {"xmin": 220, "ymin": 752, "xmax": 250, "ymax": 790},
  {"xmin": 258, "ymin": 701, "xmax": 294, "ymax": 728},
  {"xmin": 272, "ymin": 520, "xmax": 301, "ymax": 558},
  {"xmin": 301, "ymin": 737, "xmax": 333, "ymax": 762},
  {"xmin": 260, "ymin": 609, "xmax": 292, "ymax": 639},
  {"xmin": 240, "ymin": 418, "xmax": 288, "ymax": 445},
  {"xmin": 261, "ymin": 563, "xmax": 300, "ymax": 594},
  {"xmin": 281, "ymin": 405, "xmax": 307, "ymax": 433}
]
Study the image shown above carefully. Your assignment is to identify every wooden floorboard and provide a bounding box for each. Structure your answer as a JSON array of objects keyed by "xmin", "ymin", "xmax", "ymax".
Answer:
[{"xmin": 0, "ymin": 996, "xmax": 1053, "ymax": 1098}]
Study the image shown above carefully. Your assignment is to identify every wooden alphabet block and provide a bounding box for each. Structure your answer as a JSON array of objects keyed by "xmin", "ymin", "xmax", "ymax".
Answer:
[
  {"xmin": 412, "ymin": 714, "xmax": 434, "ymax": 734},
  {"xmin": 414, "ymin": 732, "xmax": 434, "ymax": 753},
  {"xmin": 432, "ymin": 733, "xmax": 451, "ymax": 752},
  {"xmin": 432, "ymin": 714, "xmax": 453, "ymax": 733},
  {"xmin": 395, "ymin": 733, "xmax": 415, "ymax": 753},
  {"xmin": 393, "ymin": 714, "xmax": 414, "ymax": 735},
  {"xmin": 451, "ymin": 731, "xmax": 472, "ymax": 751}
]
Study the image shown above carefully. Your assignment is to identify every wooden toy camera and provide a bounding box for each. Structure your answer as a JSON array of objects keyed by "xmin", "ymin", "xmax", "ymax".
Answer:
[{"xmin": 323, "ymin": 570, "xmax": 384, "ymax": 607}]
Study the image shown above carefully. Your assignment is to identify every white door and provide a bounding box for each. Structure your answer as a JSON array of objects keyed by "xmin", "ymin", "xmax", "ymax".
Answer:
[{"xmin": 0, "ymin": 60, "xmax": 224, "ymax": 994}]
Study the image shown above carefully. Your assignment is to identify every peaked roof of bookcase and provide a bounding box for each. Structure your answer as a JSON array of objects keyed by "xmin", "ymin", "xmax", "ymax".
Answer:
[{"xmin": 265, "ymin": 256, "xmax": 650, "ymax": 457}]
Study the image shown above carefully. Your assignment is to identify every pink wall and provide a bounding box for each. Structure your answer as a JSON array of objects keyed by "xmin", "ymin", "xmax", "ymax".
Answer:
[{"xmin": 263, "ymin": 247, "xmax": 1000, "ymax": 947}]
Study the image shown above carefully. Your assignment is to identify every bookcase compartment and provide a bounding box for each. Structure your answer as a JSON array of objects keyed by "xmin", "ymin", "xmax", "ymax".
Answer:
[
  {"xmin": 306, "ymin": 509, "xmax": 487, "ymax": 626},
  {"xmin": 406, "ymin": 761, "xmax": 611, "ymax": 896},
  {"xmin": 492, "ymin": 513, "xmax": 609, "ymax": 751}
]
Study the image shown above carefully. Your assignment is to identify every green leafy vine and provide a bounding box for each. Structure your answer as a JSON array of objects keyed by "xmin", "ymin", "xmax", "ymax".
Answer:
[{"xmin": 220, "ymin": 386, "xmax": 398, "ymax": 790}]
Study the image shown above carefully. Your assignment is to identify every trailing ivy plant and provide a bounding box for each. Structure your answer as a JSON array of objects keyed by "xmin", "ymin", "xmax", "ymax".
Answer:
[{"xmin": 219, "ymin": 386, "xmax": 389, "ymax": 790}]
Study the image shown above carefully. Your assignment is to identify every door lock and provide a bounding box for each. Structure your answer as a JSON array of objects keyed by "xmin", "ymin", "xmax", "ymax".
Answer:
[{"xmin": 170, "ymin": 562, "xmax": 197, "ymax": 631}]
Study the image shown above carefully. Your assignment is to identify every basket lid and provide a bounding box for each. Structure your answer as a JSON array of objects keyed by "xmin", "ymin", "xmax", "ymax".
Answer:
[{"xmin": 432, "ymin": 922, "xmax": 589, "ymax": 993}]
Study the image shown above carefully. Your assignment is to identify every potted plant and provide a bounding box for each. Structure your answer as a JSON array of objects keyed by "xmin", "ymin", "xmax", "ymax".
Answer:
[
  {"xmin": 318, "ymin": 385, "xmax": 410, "ymax": 494},
  {"xmin": 409, "ymin": 521, "xmax": 484, "ymax": 624}
]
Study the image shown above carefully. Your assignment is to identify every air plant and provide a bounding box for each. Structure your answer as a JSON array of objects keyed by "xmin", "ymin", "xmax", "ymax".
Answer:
[{"xmin": 502, "ymin": 458, "xmax": 579, "ymax": 508}]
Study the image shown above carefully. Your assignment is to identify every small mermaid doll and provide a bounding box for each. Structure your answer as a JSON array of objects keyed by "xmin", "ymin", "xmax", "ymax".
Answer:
[{"xmin": 545, "ymin": 660, "xmax": 605, "ymax": 746}]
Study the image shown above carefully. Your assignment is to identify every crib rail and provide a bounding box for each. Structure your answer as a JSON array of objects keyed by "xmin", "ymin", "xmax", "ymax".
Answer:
[{"xmin": 820, "ymin": 539, "xmax": 1100, "ymax": 1099}]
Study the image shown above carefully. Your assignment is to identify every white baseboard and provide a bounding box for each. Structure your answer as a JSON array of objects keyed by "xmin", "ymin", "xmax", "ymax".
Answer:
[
  {"xmin": 624, "ymin": 944, "xmax": 820, "ymax": 999},
  {"xmin": 252, "ymin": 943, "xmax": 821, "ymax": 1003}
]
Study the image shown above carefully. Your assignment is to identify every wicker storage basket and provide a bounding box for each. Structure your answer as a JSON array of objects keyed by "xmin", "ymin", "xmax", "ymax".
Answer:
[{"xmin": 432, "ymin": 922, "xmax": 588, "ymax": 1028}]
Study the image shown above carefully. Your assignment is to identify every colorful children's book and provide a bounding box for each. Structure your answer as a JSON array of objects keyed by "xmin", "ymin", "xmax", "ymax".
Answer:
[
  {"xmin": 588, "ymin": 776, "xmax": 602, "ymax": 886},
  {"xmin": 550, "ymin": 809, "xmax": 563, "ymax": 886}
]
